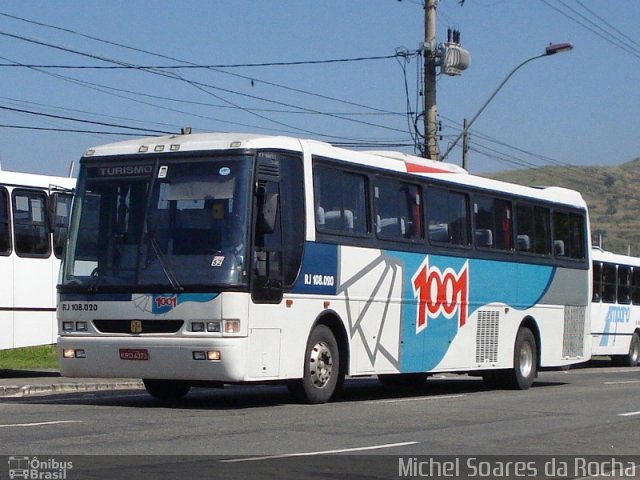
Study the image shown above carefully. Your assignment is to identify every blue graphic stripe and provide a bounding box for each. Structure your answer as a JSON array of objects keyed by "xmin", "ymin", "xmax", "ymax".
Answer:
[
  {"xmin": 291, "ymin": 242, "xmax": 338, "ymax": 295},
  {"xmin": 391, "ymin": 251, "xmax": 555, "ymax": 372}
]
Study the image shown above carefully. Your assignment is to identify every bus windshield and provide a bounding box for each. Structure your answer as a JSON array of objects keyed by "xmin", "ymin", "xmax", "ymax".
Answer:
[{"xmin": 62, "ymin": 155, "xmax": 253, "ymax": 292}]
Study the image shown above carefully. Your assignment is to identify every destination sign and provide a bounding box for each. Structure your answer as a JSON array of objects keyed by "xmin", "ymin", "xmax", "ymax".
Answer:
[{"xmin": 88, "ymin": 164, "xmax": 154, "ymax": 178}]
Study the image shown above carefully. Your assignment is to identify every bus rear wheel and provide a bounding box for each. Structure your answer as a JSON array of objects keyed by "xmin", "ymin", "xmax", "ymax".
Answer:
[
  {"xmin": 143, "ymin": 379, "xmax": 191, "ymax": 401},
  {"xmin": 509, "ymin": 327, "xmax": 537, "ymax": 390},
  {"xmin": 483, "ymin": 327, "xmax": 537, "ymax": 390},
  {"xmin": 289, "ymin": 325, "xmax": 343, "ymax": 404}
]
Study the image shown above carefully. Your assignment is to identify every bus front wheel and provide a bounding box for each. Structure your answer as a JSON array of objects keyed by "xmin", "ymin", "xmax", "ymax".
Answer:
[
  {"xmin": 613, "ymin": 332, "xmax": 640, "ymax": 367},
  {"xmin": 289, "ymin": 325, "xmax": 343, "ymax": 404},
  {"xmin": 143, "ymin": 379, "xmax": 191, "ymax": 401}
]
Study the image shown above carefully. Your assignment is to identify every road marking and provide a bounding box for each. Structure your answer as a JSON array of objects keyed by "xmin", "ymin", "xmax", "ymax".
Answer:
[
  {"xmin": 220, "ymin": 441, "xmax": 419, "ymax": 463},
  {"xmin": 618, "ymin": 410, "xmax": 640, "ymax": 417},
  {"xmin": 365, "ymin": 394, "xmax": 465, "ymax": 404},
  {"xmin": 0, "ymin": 420, "xmax": 83, "ymax": 428},
  {"xmin": 604, "ymin": 380, "xmax": 640, "ymax": 385}
]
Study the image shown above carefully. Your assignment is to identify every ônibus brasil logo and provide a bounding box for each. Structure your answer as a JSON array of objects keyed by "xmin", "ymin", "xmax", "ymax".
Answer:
[{"xmin": 411, "ymin": 257, "xmax": 469, "ymax": 334}]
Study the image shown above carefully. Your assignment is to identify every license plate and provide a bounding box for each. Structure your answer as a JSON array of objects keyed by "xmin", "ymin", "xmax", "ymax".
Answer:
[{"xmin": 119, "ymin": 349, "xmax": 149, "ymax": 361}]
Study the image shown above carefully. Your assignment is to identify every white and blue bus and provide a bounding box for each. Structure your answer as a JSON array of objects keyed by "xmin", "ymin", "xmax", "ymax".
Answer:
[
  {"xmin": 58, "ymin": 133, "xmax": 591, "ymax": 403},
  {"xmin": 590, "ymin": 247, "xmax": 640, "ymax": 366},
  {"xmin": 0, "ymin": 169, "xmax": 74, "ymax": 350}
]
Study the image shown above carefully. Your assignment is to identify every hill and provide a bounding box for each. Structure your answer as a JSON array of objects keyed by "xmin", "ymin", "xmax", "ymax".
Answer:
[{"xmin": 485, "ymin": 158, "xmax": 640, "ymax": 257}]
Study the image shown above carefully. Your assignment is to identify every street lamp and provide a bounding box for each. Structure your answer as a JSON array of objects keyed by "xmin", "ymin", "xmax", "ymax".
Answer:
[{"xmin": 440, "ymin": 42, "xmax": 574, "ymax": 163}]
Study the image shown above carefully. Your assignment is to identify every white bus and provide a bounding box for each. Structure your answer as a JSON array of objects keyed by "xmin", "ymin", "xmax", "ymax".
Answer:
[
  {"xmin": 0, "ymin": 169, "xmax": 74, "ymax": 350},
  {"xmin": 58, "ymin": 133, "xmax": 591, "ymax": 403},
  {"xmin": 590, "ymin": 247, "xmax": 640, "ymax": 366}
]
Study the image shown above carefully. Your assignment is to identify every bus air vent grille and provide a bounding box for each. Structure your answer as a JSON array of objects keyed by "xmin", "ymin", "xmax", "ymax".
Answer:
[
  {"xmin": 258, "ymin": 163, "xmax": 280, "ymax": 178},
  {"xmin": 476, "ymin": 310, "xmax": 499, "ymax": 364},
  {"xmin": 562, "ymin": 305, "xmax": 585, "ymax": 358},
  {"xmin": 93, "ymin": 319, "xmax": 184, "ymax": 334}
]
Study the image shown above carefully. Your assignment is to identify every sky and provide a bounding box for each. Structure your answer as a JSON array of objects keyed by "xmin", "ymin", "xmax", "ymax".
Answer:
[{"xmin": 0, "ymin": 0, "xmax": 638, "ymax": 177}]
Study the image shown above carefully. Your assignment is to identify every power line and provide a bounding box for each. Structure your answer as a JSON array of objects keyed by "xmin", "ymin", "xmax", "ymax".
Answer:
[
  {"xmin": 0, "ymin": 10, "xmax": 418, "ymax": 149},
  {"xmin": 0, "ymin": 54, "xmax": 404, "ymax": 70},
  {"xmin": 0, "ymin": 11, "xmax": 411, "ymax": 117},
  {"xmin": 0, "ymin": 124, "xmax": 154, "ymax": 136},
  {"xmin": 0, "ymin": 55, "xmax": 312, "ymax": 136},
  {"xmin": 0, "ymin": 29, "xmax": 411, "ymax": 139},
  {"xmin": 0, "ymin": 95, "xmax": 183, "ymax": 131},
  {"xmin": 574, "ymin": 0, "xmax": 640, "ymax": 51},
  {"xmin": 540, "ymin": 0, "xmax": 640, "ymax": 61},
  {"xmin": 439, "ymin": 114, "xmax": 621, "ymax": 193},
  {"xmin": 0, "ymin": 105, "xmax": 173, "ymax": 135}
]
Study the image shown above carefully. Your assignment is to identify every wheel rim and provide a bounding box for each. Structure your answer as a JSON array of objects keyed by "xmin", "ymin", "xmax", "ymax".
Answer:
[
  {"xmin": 519, "ymin": 341, "xmax": 534, "ymax": 378},
  {"xmin": 309, "ymin": 340, "xmax": 333, "ymax": 388},
  {"xmin": 631, "ymin": 339, "xmax": 640, "ymax": 365}
]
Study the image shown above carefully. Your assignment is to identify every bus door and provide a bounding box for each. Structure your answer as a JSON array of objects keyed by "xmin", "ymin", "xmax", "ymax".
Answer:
[
  {"xmin": 12, "ymin": 189, "xmax": 55, "ymax": 347},
  {"xmin": 251, "ymin": 155, "xmax": 284, "ymax": 304},
  {"xmin": 250, "ymin": 152, "xmax": 305, "ymax": 304},
  {"xmin": 0, "ymin": 188, "xmax": 13, "ymax": 349}
]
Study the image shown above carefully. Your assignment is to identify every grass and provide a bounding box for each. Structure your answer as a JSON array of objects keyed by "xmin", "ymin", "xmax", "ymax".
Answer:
[{"xmin": 0, "ymin": 344, "xmax": 58, "ymax": 370}]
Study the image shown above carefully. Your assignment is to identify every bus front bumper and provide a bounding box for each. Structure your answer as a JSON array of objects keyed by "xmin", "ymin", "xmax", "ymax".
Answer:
[{"xmin": 57, "ymin": 336, "xmax": 249, "ymax": 383}]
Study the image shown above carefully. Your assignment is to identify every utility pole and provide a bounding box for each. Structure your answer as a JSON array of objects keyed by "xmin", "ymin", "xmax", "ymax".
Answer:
[
  {"xmin": 462, "ymin": 118, "xmax": 469, "ymax": 169},
  {"xmin": 423, "ymin": 0, "xmax": 439, "ymax": 160}
]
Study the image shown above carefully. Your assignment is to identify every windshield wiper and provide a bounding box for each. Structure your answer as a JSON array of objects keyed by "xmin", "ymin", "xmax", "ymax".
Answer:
[
  {"xmin": 87, "ymin": 268, "xmax": 104, "ymax": 293},
  {"xmin": 136, "ymin": 159, "xmax": 182, "ymax": 292},
  {"xmin": 148, "ymin": 234, "xmax": 183, "ymax": 292}
]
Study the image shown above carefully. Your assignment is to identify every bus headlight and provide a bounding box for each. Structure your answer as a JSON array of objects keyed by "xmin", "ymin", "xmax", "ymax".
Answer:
[
  {"xmin": 191, "ymin": 322, "xmax": 205, "ymax": 332},
  {"xmin": 62, "ymin": 322, "xmax": 88, "ymax": 332}
]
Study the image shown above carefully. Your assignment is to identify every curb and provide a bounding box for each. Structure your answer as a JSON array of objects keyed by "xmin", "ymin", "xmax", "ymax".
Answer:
[{"xmin": 0, "ymin": 381, "xmax": 144, "ymax": 398}]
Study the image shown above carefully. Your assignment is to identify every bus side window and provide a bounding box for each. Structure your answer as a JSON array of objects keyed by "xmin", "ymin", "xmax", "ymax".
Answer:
[
  {"xmin": 515, "ymin": 204, "xmax": 551, "ymax": 255},
  {"xmin": 0, "ymin": 188, "xmax": 10, "ymax": 255},
  {"xmin": 552, "ymin": 211, "xmax": 585, "ymax": 260},
  {"xmin": 592, "ymin": 262, "xmax": 602, "ymax": 302},
  {"xmin": 12, "ymin": 189, "xmax": 50, "ymax": 258},
  {"xmin": 601, "ymin": 263, "xmax": 616, "ymax": 303},
  {"xmin": 373, "ymin": 178, "xmax": 421, "ymax": 241},
  {"xmin": 313, "ymin": 164, "xmax": 367, "ymax": 236},
  {"xmin": 617, "ymin": 265, "xmax": 631, "ymax": 304},
  {"xmin": 632, "ymin": 268, "xmax": 640, "ymax": 305},
  {"xmin": 426, "ymin": 187, "xmax": 470, "ymax": 247},
  {"xmin": 474, "ymin": 195, "xmax": 512, "ymax": 251}
]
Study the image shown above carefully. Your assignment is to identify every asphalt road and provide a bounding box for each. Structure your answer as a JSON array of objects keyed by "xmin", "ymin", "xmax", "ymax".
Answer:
[{"xmin": 1, "ymin": 365, "xmax": 639, "ymax": 479}]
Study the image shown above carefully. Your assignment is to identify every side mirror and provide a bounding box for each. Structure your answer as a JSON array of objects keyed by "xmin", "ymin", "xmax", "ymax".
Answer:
[
  {"xmin": 47, "ymin": 194, "xmax": 58, "ymax": 234},
  {"xmin": 48, "ymin": 193, "xmax": 73, "ymax": 257},
  {"xmin": 47, "ymin": 190, "xmax": 73, "ymax": 233}
]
